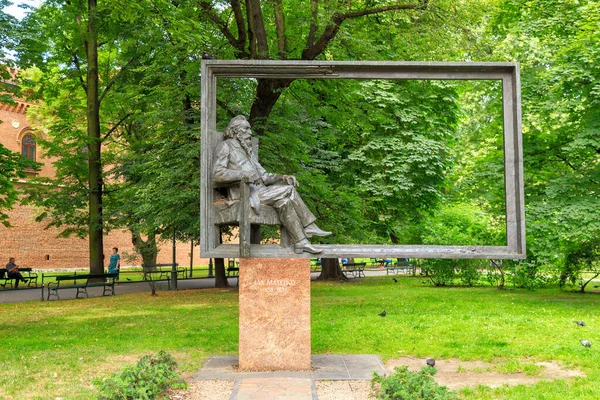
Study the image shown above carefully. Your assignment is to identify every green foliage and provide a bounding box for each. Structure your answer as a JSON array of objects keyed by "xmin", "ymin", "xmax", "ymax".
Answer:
[
  {"xmin": 489, "ymin": 0, "xmax": 600, "ymax": 271},
  {"xmin": 422, "ymin": 259, "xmax": 485, "ymax": 287},
  {"xmin": 0, "ymin": 144, "xmax": 39, "ymax": 227},
  {"xmin": 421, "ymin": 203, "xmax": 505, "ymax": 247},
  {"xmin": 18, "ymin": 0, "xmax": 209, "ymax": 252},
  {"xmin": 423, "ymin": 259, "xmax": 456, "ymax": 287},
  {"xmin": 372, "ymin": 366, "xmax": 457, "ymax": 400},
  {"xmin": 505, "ymin": 260, "xmax": 553, "ymax": 291},
  {"xmin": 486, "ymin": 260, "xmax": 559, "ymax": 291},
  {"xmin": 94, "ymin": 351, "xmax": 186, "ymax": 400},
  {"xmin": 261, "ymin": 77, "xmax": 461, "ymax": 244},
  {"xmin": 458, "ymin": 260, "xmax": 484, "ymax": 287},
  {"xmin": 560, "ymin": 239, "xmax": 600, "ymax": 291}
]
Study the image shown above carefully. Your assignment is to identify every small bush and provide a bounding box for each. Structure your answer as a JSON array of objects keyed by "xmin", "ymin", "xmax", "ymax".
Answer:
[
  {"xmin": 423, "ymin": 259, "xmax": 456, "ymax": 286},
  {"xmin": 94, "ymin": 351, "xmax": 186, "ymax": 400},
  {"xmin": 457, "ymin": 260, "xmax": 483, "ymax": 287},
  {"xmin": 372, "ymin": 366, "xmax": 458, "ymax": 400}
]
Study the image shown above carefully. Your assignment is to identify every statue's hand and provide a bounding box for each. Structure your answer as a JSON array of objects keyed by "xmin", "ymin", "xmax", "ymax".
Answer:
[
  {"xmin": 283, "ymin": 175, "xmax": 298, "ymax": 187},
  {"xmin": 243, "ymin": 172, "xmax": 262, "ymax": 185}
]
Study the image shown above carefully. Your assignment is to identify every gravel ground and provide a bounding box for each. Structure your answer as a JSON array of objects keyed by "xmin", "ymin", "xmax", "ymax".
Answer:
[
  {"xmin": 315, "ymin": 380, "xmax": 375, "ymax": 400},
  {"xmin": 170, "ymin": 379, "xmax": 376, "ymax": 399},
  {"xmin": 169, "ymin": 380, "xmax": 235, "ymax": 400}
]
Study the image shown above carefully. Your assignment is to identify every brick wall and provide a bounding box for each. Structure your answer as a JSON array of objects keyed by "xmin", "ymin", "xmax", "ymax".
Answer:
[
  {"xmin": 1, "ymin": 96, "xmax": 208, "ymax": 270},
  {"xmin": 0, "ymin": 200, "xmax": 207, "ymax": 270}
]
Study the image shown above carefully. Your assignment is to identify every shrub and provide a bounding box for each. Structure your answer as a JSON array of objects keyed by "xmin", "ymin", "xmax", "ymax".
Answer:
[
  {"xmin": 423, "ymin": 259, "xmax": 456, "ymax": 286},
  {"xmin": 506, "ymin": 260, "xmax": 557, "ymax": 291},
  {"xmin": 456, "ymin": 259, "xmax": 484, "ymax": 287},
  {"xmin": 94, "ymin": 351, "xmax": 186, "ymax": 400},
  {"xmin": 372, "ymin": 366, "xmax": 457, "ymax": 400}
]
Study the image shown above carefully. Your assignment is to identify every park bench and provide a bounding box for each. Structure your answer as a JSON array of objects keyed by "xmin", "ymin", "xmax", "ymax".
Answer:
[
  {"xmin": 0, "ymin": 268, "xmax": 38, "ymax": 289},
  {"xmin": 141, "ymin": 263, "xmax": 183, "ymax": 281},
  {"xmin": 46, "ymin": 273, "xmax": 117, "ymax": 300},
  {"xmin": 370, "ymin": 258, "xmax": 384, "ymax": 267},
  {"xmin": 310, "ymin": 258, "xmax": 322, "ymax": 272},
  {"xmin": 227, "ymin": 259, "xmax": 239, "ymax": 277},
  {"xmin": 342, "ymin": 262, "xmax": 366, "ymax": 278},
  {"xmin": 387, "ymin": 260, "xmax": 413, "ymax": 275}
]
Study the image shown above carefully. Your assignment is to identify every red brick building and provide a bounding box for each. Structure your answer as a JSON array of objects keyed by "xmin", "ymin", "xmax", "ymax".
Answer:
[{"xmin": 0, "ymin": 92, "xmax": 204, "ymax": 270}]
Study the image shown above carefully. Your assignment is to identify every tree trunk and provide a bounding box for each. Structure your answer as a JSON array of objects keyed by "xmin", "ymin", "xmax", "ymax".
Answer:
[
  {"xmin": 317, "ymin": 258, "xmax": 346, "ymax": 281},
  {"xmin": 214, "ymin": 258, "xmax": 229, "ymax": 288},
  {"xmin": 87, "ymin": 0, "xmax": 103, "ymax": 275},
  {"xmin": 132, "ymin": 230, "xmax": 159, "ymax": 295},
  {"xmin": 131, "ymin": 231, "xmax": 158, "ymax": 267},
  {"xmin": 248, "ymin": 78, "xmax": 294, "ymax": 131}
]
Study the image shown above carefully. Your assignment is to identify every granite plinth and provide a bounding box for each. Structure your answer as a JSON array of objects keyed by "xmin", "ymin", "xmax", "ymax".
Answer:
[{"xmin": 239, "ymin": 258, "xmax": 311, "ymax": 371}]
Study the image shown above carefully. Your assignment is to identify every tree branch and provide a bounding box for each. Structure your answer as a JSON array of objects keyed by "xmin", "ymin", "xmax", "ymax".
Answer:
[
  {"xmin": 217, "ymin": 98, "xmax": 236, "ymax": 118},
  {"xmin": 72, "ymin": 55, "xmax": 87, "ymax": 92},
  {"xmin": 555, "ymin": 154, "xmax": 578, "ymax": 171},
  {"xmin": 302, "ymin": 1, "xmax": 429, "ymax": 60},
  {"xmin": 200, "ymin": 1, "xmax": 246, "ymax": 56},
  {"xmin": 250, "ymin": 0, "xmax": 268, "ymax": 57},
  {"xmin": 230, "ymin": 0, "xmax": 247, "ymax": 51},
  {"xmin": 245, "ymin": 0, "xmax": 256, "ymax": 57},
  {"xmin": 273, "ymin": 0, "xmax": 288, "ymax": 59},
  {"xmin": 99, "ymin": 57, "xmax": 135, "ymax": 106},
  {"xmin": 102, "ymin": 113, "xmax": 132, "ymax": 142},
  {"xmin": 306, "ymin": 0, "xmax": 319, "ymax": 49}
]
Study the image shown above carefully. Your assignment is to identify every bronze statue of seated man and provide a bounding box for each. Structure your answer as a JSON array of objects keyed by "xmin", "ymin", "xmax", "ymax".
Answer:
[{"xmin": 212, "ymin": 115, "xmax": 331, "ymax": 254}]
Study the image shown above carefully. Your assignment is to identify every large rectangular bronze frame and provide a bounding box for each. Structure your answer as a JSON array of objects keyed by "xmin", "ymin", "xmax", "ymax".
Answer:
[{"xmin": 201, "ymin": 60, "xmax": 525, "ymax": 259}]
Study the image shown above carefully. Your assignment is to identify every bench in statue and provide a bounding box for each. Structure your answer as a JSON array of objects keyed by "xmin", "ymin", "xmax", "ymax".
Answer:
[{"xmin": 211, "ymin": 115, "xmax": 331, "ymax": 256}]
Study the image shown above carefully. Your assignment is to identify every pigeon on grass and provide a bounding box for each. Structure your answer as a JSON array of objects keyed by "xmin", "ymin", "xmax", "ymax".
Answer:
[
  {"xmin": 580, "ymin": 340, "xmax": 592, "ymax": 347},
  {"xmin": 574, "ymin": 320, "xmax": 586, "ymax": 327},
  {"xmin": 379, "ymin": 310, "xmax": 387, "ymax": 317}
]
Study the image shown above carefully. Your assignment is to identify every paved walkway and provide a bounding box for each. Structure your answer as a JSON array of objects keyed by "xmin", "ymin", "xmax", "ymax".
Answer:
[
  {"xmin": 196, "ymin": 355, "xmax": 388, "ymax": 399},
  {"xmin": 0, "ymin": 276, "xmax": 242, "ymax": 303},
  {"xmin": 0, "ymin": 269, "xmax": 403, "ymax": 304}
]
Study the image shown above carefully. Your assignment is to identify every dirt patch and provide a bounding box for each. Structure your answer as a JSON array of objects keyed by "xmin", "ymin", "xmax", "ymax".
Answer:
[
  {"xmin": 386, "ymin": 357, "xmax": 586, "ymax": 390},
  {"xmin": 169, "ymin": 380, "xmax": 235, "ymax": 400},
  {"xmin": 315, "ymin": 380, "xmax": 374, "ymax": 400},
  {"xmin": 169, "ymin": 358, "xmax": 585, "ymax": 399}
]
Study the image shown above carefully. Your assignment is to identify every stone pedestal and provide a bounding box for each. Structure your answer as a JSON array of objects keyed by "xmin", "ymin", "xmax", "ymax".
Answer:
[{"xmin": 238, "ymin": 258, "xmax": 311, "ymax": 371}]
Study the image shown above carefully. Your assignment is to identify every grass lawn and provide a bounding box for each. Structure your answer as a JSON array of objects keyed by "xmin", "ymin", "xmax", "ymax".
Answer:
[{"xmin": 1, "ymin": 276, "xmax": 599, "ymax": 399}]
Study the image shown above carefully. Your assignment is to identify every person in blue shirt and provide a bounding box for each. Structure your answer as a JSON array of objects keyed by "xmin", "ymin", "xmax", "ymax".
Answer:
[{"xmin": 108, "ymin": 247, "xmax": 121, "ymax": 281}]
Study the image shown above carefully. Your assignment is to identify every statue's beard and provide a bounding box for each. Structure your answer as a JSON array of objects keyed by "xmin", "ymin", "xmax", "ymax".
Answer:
[{"xmin": 237, "ymin": 134, "xmax": 252, "ymax": 156}]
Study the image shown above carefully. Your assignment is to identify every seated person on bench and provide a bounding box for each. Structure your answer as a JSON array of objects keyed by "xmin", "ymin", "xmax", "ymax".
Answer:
[
  {"xmin": 6, "ymin": 257, "xmax": 27, "ymax": 288},
  {"xmin": 213, "ymin": 115, "xmax": 331, "ymax": 254}
]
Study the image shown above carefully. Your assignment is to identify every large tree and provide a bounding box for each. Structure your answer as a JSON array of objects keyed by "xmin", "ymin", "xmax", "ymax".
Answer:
[
  {"xmin": 482, "ymin": 0, "xmax": 600, "ymax": 269},
  {"xmin": 17, "ymin": 1, "xmax": 153, "ymax": 273},
  {"xmin": 0, "ymin": 0, "xmax": 39, "ymax": 227},
  {"xmin": 197, "ymin": 0, "xmax": 488, "ymax": 277}
]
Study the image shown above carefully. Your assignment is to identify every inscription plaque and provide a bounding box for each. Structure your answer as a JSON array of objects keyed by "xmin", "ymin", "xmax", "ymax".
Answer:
[{"xmin": 238, "ymin": 258, "xmax": 311, "ymax": 371}]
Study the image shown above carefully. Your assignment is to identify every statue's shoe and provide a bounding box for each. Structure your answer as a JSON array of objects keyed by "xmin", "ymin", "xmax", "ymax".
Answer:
[
  {"xmin": 304, "ymin": 223, "xmax": 332, "ymax": 238},
  {"xmin": 294, "ymin": 239, "xmax": 323, "ymax": 254}
]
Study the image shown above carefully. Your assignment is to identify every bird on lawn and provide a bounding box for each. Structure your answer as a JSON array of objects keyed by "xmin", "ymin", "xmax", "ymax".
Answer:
[
  {"xmin": 422, "ymin": 280, "xmax": 428, "ymax": 284},
  {"xmin": 426, "ymin": 358, "xmax": 436, "ymax": 368},
  {"xmin": 393, "ymin": 277, "xmax": 398, "ymax": 283},
  {"xmin": 126, "ymin": 277, "xmax": 132, "ymax": 281},
  {"xmin": 574, "ymin": 320, "xmax": 586, "ymax": 327},
  {"xmin": 379, "ymin": 310, "xmax": 387, "ymax": 317},
  {"xmin": 580, "ymin": 340, "xmax": 592, "ymax": 347}
]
